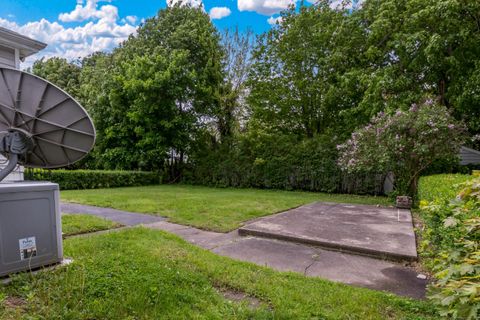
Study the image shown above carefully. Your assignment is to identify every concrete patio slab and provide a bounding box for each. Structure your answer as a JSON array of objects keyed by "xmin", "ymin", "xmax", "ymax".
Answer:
[{"xmin": 239, "ymin": 202, "xmax": 417, "ymax": 261}]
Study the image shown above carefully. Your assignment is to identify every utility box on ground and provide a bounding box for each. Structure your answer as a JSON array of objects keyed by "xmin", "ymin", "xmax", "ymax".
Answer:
[{"xmin": 0, "ymin": 182, "xmax": 63, "ymax": 277}]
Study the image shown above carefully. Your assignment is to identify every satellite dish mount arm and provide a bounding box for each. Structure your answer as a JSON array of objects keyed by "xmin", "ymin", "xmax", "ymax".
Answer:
[{"xmin": 0, "ymin": 129, "xmax": 34, "ymax": 182}]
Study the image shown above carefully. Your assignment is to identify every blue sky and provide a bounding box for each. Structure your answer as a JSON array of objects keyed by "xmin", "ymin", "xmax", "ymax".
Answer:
[
  {"xmin": 0, "ymin": 1, "xmax": 352, "ymax": 65},
  {"xmin": 0, "ymin": 1, "xmax": 283, "ymax": 33}
]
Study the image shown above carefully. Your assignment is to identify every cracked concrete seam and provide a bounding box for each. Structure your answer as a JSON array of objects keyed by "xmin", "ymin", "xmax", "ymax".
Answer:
[{"xmin": 304, "ymin": 253, "xmax": 321, "ymax": 275}]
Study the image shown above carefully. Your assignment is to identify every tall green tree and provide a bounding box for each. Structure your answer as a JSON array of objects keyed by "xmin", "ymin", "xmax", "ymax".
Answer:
[
  {"xmin": 247, "ymin": 2, "xmax": 366, "ymax": 138},
  {"xmin": 357, "ymin": 0, "xmax": 480, "ymax": 140},
  {"xmin": 31, "ymin": 57, "xmax": 81, "ymax": 99},
  {"xmin": 79, "ymin": 4, "xmax": 225, "ymax": 172},
  {"xmin": 78, "ymin": 52, "xmax": 122, "ymax": 169}
]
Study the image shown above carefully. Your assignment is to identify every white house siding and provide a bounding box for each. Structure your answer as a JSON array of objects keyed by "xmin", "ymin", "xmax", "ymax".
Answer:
[
  {"xmin": 0, "ymin": 44, "xmax": 15, "ymax": 68},
  {"xmin": 459, "ymin": 146, "xmax": 480, "ymax": 165}
]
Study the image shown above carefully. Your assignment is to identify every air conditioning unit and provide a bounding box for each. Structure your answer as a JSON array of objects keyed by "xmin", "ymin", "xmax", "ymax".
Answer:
[{"xmin": 0, "ymin": 182, "xmax": 62, "ymax": 276}]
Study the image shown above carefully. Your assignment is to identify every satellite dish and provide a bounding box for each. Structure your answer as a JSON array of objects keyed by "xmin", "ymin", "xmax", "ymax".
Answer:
[{"xmin": 0, "ymin": 67, "xmax": 95, "ymax": 180}]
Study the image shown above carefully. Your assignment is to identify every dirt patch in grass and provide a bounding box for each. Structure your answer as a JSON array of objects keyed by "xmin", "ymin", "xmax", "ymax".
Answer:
[
  {"xmin": 217, "ymin": 287, "xmax": 265, "ymax": 310},
  {"xmin": 3, "ymin": 296, "xmax": 26, "ymax": 309}
]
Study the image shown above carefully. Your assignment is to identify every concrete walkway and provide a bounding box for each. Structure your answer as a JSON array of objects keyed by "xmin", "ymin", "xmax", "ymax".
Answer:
[
  {"xmin": 61, "ymin": 203, "xmax": 166, "ymax": 225},
  {"xmin": 60, "ymin": 202, "xmax": 427, "ymax": 299}
]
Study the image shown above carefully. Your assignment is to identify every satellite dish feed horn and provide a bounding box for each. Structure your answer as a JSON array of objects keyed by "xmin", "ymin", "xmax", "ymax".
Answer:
[{"xmin": 0, "ymin": 67, "xmax": 95, "ymax": 182}]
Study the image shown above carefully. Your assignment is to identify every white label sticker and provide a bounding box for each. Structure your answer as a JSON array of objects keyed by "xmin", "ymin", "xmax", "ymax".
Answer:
[{"xmin": 19, "ymin": 237, "xmax": 37, "ymax": 260}]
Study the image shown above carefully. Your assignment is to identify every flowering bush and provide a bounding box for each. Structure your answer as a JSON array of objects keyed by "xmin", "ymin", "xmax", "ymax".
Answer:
[
  {"xmin": 421, "ymin": 179, "xmax": 480, "ymax": 319},
  {"xmin": 337, "ymin": 99, "xmax": 465, "ymax": 196}
]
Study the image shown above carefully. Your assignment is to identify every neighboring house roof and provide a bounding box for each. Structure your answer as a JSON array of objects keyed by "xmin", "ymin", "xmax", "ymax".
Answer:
[
  {"xmin": 0, "ymin": 27, "xmax": 47, "ymax": 61},
  {"xmin": 460, "ymin": 146, "xmax": 480, "ymax": 165}
]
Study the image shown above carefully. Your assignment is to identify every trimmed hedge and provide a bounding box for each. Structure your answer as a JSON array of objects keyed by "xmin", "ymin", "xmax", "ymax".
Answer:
[
  {"xmin": 25, "ymin": 169, "xmax": 161, "ymax": 190},
  {"xmin": 185, "ymin": 134, "xmax": 386, "ymax": 195}
]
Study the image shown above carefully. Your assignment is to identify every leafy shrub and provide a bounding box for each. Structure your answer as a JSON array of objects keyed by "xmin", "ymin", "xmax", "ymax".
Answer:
[
  {"xmin": 338, "ymin": 99, "xmax": 465, "ymax": 197},
  {"xmin": 420, "ymin": 179, "xmax": 480, "ymax": 319},
  {"xmin": 25, "ymin": 169, "xmax": 161, "ymax": 190}
]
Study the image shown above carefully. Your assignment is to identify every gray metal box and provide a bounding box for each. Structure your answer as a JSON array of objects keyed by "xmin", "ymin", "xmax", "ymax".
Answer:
[{"xmin": 0, "ymin": 181, "xmax": 63, "ymax": 277}]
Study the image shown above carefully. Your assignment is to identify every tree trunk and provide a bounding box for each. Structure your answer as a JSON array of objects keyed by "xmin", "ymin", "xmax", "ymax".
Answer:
[{"xmin": 409, "ymin": 174, "xmax": 419, "ymax": 198}]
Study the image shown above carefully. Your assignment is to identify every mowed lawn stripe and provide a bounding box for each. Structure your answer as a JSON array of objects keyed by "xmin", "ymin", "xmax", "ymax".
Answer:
[
  {"xmin": 61, "ymin": 185, "xmax": 391, "ymax": 232},
  {"xmin": 61, "ymin": 214, "xmax": 123, "ymax": 237},
  {"xmin": 0, "ymin": 228, "xmax": 435, "ymax": 319}
]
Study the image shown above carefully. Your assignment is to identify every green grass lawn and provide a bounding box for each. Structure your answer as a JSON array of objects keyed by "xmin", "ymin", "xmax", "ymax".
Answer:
[
  {"xmin": 62, "ymin": 214, "xmax": 123, "ymax": 237},
  {"xmin": 61, "ymin": 185, "xmax": 391, "ymax": 232},
  {"xmin": 0, "ymin": 228, "xmax": 435, "ymax": 319},
  {"xmin": 418, "ymin": 174, "xmax": 474, "ymax": 203}
]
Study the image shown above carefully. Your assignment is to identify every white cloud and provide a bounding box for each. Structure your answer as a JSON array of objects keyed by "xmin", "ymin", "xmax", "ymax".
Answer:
[
  {"xmin": 0, "ymin": 18, "xmax": 18, "ymax": 30},
  {"xmin": 238, "ymin": 0, "xmax": 295, "ymax": 16},
  {"xmin": 209, "ymin": 7, "xmax": 231, "ymax": 20},
  {"xmin": 125, "ymin": 15, "xmax": 137, "ymax": 24},
  {"xmin": 0, "ymin": 0, "xmax": 138, "ymax": 68},
  {"xmin": 59, "ymin": 0, "xmax": 117, "ymax": 23},
  {"xmin": 267, "ymin": 16, "xmax": 283, "ymax": 26},
  {"xmin": 308, "ymin": 0, "xmax": 364, "ymax": 10},
  {"xmin": 167, "ymin": 0, "xmax": 203, "ymax": 8}
]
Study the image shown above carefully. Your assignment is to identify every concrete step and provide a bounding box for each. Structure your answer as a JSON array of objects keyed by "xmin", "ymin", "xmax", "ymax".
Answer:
[{"xmin": 238, "ymin": 202, "xmax": 418, "ymax": 262}]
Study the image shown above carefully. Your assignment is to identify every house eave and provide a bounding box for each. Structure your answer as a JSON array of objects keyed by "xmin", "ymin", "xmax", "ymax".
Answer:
[{"xmin": 0, "ymin": 27, "xmax": 47, "ymax": 60}]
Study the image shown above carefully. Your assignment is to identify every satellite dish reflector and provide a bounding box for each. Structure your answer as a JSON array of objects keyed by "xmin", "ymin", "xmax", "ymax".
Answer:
[{"xmin": 0, "ymin": 67, "xmax": 95, "ymax": 180}]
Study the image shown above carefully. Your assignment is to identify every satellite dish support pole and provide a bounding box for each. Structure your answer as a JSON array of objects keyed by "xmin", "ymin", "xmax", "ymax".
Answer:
[{"xmin": 0, "ymin": 129, "xmax": 34, "ymax": 182}]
